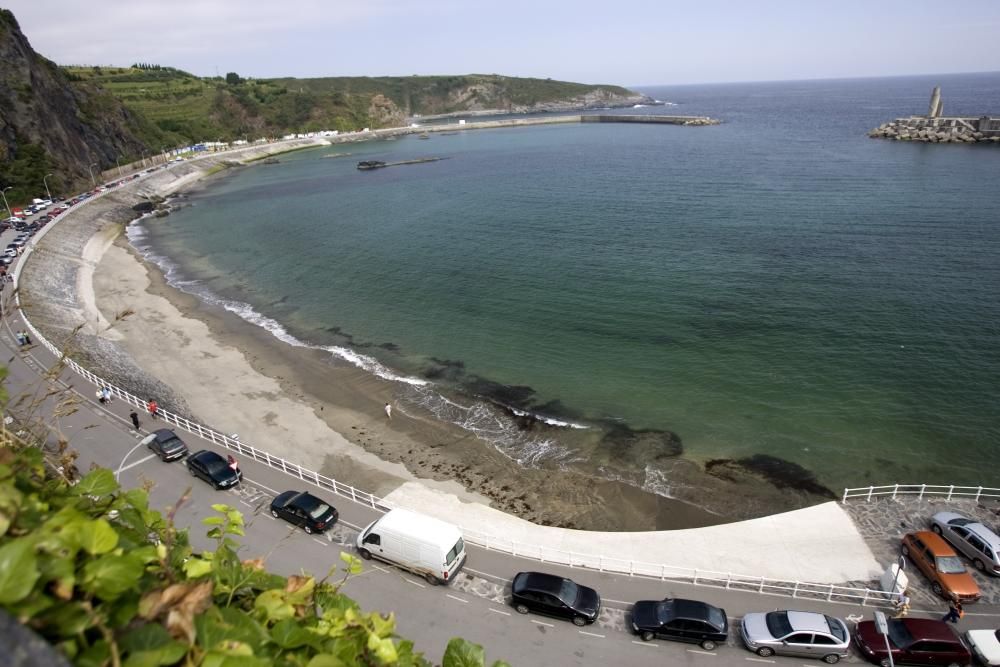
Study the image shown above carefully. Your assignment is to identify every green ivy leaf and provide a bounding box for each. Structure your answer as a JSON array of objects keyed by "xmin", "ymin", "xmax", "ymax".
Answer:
[
  {"xmin": 76, "ymin": 639, "xmax": 111, "ymax": 667},
  {"xmin": 120, "ymin": 624, "xmax": 188, "ymax": 667},
  {"xmin": 77, "ymin": 518, "xmax": 119, "ymax": 554},
  {"xmin": 73, "ymin": 468, "xmax": 118, "ymax": 497},
  {"xmin": 442, "ymin": 638, "xmax": 486, "ymax": 667},
  {"xmin": 196, "ymin": 606, "xmax": 268, "ymax": 650},
  {"xmin": 270, "ymin": 618, "xmax": 317, "ymax": 649},
  {"xmin": 82, "ymin": 553, "xmax": 145, "ymax": 600},
  {"xmin": 367, "ymin": 632, "xmax": 398, "ymax": 664},
  {"xmin": 254, "ymin": 589, "xmax": 294, "ymax": 622},
  {"xmin": 0, "ymin": 538, "xmax": 40, "ymax": 604},
  {"xmin": 339, "ymin": 551, "xmax": 363, "ymax": 575},
  {"xmin": 202, "ymin": 516, "xmax": 225, "ymax": 526},
  {"xmin": 306, "ymin": 655, "xmax": 348, "ymax": 667},
  {"xmin": 183, "ymin": 557, "xmax": 214, "ymax": 579}
]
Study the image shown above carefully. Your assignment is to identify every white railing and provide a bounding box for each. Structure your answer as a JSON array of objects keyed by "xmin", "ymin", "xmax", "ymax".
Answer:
[
  {"xmin": 6, "ymin": 164, "xmax": 904, "ymax": 608},
  {"xmin": 842, "ymin": 484, "xmax": 1000, "ymax": 504}
]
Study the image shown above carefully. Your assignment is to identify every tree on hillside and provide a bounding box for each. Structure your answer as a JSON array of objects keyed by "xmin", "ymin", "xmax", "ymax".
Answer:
[{"xmin": 226, "ymin": 72, "xmax": 242, "ymax": 85}]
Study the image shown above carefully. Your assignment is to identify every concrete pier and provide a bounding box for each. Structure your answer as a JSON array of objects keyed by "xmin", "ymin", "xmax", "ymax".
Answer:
[{"xmin": 870, "ymin": 86, "xmax": 1000, "ymax": 144}]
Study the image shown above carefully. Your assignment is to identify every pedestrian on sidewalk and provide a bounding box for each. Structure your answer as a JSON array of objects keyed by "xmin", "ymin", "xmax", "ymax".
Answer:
[
  {"xmin": 893, "ymin": 591, "xmax": 911, "ymax": 619},
  {"xmin": 384, "ymin": 402, "xmax": 392, "ymax": 420},
  {"xmin": 96, "ymin": 389, "xmax": 106, "ymax": 404},
  {"xmin": 15, "ymin": 331, "xmax": 25, "ymax": 346},
  {"xmin": 129, "ymin": 411, "xmax": 141, "ymax": 430},
  {"xmin": 942, "ymin": 599, "xmax": 963, "ymax": 624},
  {"xmin": 147, "ymin": 399, "xmax": 159, "ymax": 419},
  {"xmin": 101, "ymin": 387, "xmax": 112, "ymax": 403},
  {"xmin": 21, "ymin": 330, "xmax": 31, "ymax": 345}
]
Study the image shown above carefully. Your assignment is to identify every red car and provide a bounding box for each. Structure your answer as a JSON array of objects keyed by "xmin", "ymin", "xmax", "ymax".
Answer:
[{"xmin": 855, "ymin": 617, "xmax": 971, "ymax": 666}]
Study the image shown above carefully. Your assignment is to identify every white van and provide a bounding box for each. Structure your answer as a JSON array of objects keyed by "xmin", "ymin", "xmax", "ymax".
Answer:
[{"xmin": 356, "ymin": 509, "xmax": 466, "ymax": 585}]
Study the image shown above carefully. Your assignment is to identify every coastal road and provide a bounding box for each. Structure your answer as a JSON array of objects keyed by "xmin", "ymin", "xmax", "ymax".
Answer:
[{"xmin": 3, "ymin": 202, "xmax": 1000, "ymax": 665}]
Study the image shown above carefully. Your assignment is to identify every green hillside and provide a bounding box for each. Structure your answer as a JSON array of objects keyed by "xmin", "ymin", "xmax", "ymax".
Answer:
[{"xmin": 61, "ymin": 66, "xmax": 643, "ymax": 147}]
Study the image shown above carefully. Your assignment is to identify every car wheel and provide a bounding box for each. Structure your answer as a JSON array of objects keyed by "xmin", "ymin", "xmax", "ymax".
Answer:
[
  {"xmin": 931, "ymin": 524, "xmax": 942, "ymax": 535},
  {"xmin": 973, "ymin": 558, "xmax": 986, "ymax": 572},
  {"xmin": 572, "ymin": 616, "xmax": 586, "ymax": 627},
  {"xmin": 880, "ymin": 659, "xmax": 891, "ymax": 667},
  {"xmin": 304, "ymin": 525, "xmax": 313, "ymax": 534},
  {"xmin": 822, "ymin": 654, "xmax": 840, "ymax": 664},
  {"xmin": 640, "ymin": 631, "xmax": 654, "ymax": 642},
  {"xmin": 358, "ymin": 548, "xmax": 372, "ymax": 560},
  {"xmin": 515, "ymin": 603, "xmax": 529, "ymax": 615},
  {"xmin": 945, "ymin": 663, "xmax": 962, "ymax": 667},
  {"xmin": 901, "ymin": 544, "xmax": 910, "ymax": 556},
  {"xmin": 756, "ymin": 647, "xmax": 774, "ymax": 658},
  {"xmin": 931, "ymin": 582, "xmax": 944, "ymax": 597},
  {"xmin": 188, "ymin": 466, "xmax": 196, "ymax": 476},
  {"xmin": 270, "ymin": 510, "xmax": 279, "ymax": 518},
  {"xmin": 701, "ymin": 640, "xmax": 717, "ymax": 651},
  {"xmin": 424, "ymin": 572, "xmax": 440, "ymax": 586}
]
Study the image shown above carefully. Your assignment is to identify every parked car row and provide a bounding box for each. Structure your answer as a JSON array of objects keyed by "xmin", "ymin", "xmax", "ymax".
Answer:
[{"xmin": 898, "ymin": 512, "xmax": 1000, "ymax": 605}]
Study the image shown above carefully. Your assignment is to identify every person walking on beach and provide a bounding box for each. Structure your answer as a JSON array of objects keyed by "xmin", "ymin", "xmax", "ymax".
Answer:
[
  {"xmin": 384, "ymin": 402, "xmax": 392, "ymax": 420},
  {"xmin": 942, "ymin": 599, "xmax": 963, "ymax": 624},
  {"xmin": 147, "ymin": 399, "xmax": 159, "ymax": 419},
  {"xmin": 129, "ymin": 410, "xmax": 141, "ymax": 430}
]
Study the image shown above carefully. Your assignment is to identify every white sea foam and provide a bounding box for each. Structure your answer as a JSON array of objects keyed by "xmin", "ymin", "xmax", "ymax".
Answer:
[
  {"xmin": 322, "ymin": 345, "xmax": 428, "ymax": 386},
  {"xmin": 508, "ymin": 406, "xmax": 588, "ymax": 429}
]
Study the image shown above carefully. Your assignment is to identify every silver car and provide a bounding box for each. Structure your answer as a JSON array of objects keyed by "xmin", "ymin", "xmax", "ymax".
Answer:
[
  {"xmin": 931, "ymin": 511, "xmax": 1000, "ymax": 575},
  {"xmin": 740, "ymin": 610, "xmax": 850, "ymax": 664}
]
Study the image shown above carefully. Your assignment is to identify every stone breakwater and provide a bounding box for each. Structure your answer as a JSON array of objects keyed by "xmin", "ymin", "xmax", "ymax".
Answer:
[{"xmin": 869, "ymin": 115, "xmax": 1000, "ymax": 144}]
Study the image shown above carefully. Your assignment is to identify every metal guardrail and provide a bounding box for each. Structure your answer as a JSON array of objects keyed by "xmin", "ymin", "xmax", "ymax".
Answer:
[
  {"xmin": 842, "ymin": 484, "xmax": 1000, "ymax": 503},
  {"xmin": 6, "ymin": 155, "xmax": 904, "ymax": 608}
]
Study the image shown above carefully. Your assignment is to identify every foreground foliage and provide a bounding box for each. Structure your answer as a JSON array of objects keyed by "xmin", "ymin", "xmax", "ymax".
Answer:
[{"xmin": 0, "ymin": 444, "xmax": 508, "ymax": 666}]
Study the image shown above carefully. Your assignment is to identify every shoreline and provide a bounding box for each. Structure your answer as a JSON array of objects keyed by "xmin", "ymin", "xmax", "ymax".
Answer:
[{"xmin": 22, "ymin": 135, "xmax": 834, "ymax": 532}]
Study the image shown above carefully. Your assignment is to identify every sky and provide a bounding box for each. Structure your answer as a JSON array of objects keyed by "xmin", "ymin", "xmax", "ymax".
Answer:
[{"xmin": 5, "ymin": 0, "xmax": 1000, "ymax": 87}]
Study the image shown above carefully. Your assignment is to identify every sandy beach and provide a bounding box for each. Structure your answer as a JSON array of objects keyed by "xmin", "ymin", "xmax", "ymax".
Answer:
[{"xmin": 19, "ymin": 139, "xmax": 840, "ymax": 533}]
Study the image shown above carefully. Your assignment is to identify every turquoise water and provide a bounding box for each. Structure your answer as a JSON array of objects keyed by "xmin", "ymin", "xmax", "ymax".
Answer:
[{"xmin": 133, "ymin": 73, "xmax": 1000, "ymax": 496}]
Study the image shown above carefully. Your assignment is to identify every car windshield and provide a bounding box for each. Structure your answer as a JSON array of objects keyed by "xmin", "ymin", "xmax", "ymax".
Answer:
[
  {"xmin": 161, "ymin": 437, "xmax": 183, "ymax": 450},
  {"xmin": 765, "ymin": 611, "xmax": 792, "ymax": 639},
  {"xmin": 707, "ymin": 606, "xmax": 725, "ymax": 629},
  {"xmin": 825, "ymin": 616, "xmax": 846, "ymax": 641},
  {"xmin": 936, "ymin": 555, "xmax": 966, "ymax": 574},
  {"xmin": 308, "ymin": 503, "xmax": 331, "ymax": 519},
  {"xmin": 204, "ymin": 458, "xmax": 230, "ymax": 475},
  {"xmin": 949, "ymin": 518, "xmax": 974, "ymax": 527},
  {"xmin": 558, "ymin": 579, "xmax": 579, "ymax": 605},
  {"xmin": 886, "ymin": 620, "xmax": 914, "ymax": 649}
]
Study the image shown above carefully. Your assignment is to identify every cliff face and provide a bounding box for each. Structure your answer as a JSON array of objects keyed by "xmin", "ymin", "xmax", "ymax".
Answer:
[{"xmin": 0, "ymin": 9, "xmax": 150, "ymax": 199}]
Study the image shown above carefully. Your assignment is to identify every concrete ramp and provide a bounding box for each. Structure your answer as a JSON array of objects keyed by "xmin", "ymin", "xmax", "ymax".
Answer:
[{"xmin": 382, "ymin": 483, "xmax": 881, "ymax": 584}]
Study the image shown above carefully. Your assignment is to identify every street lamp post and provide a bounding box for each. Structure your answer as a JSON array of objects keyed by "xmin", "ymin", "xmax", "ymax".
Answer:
[
  {"xmin": 88, "ymin": 162, "xmax": 98, "ymax": 187},
  {"xmin": 1, "ymin": 186, "xmax": 13, "ymax": 221},
  {"xmin": 140, "ymin": 151, "xmax": 148, "ymax": 168},
  {"xmin": 115, "ymin": 158, "xmax": 123, "ymax": 178},
  {"xmin": 43, "ymin": 173, "xmax": 54, "ymax": 201}
]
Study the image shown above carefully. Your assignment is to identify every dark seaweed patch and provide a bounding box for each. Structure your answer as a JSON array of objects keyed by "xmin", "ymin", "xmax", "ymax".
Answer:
[
  {"xmin": 705, "ymin": 455, "xmax": 835, "ymax": 498},
  {"xmin": 597, "ymin": 421, "xmax": 684, "ymax": 460}
]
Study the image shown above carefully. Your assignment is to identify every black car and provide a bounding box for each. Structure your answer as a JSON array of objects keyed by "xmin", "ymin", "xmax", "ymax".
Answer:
[
  {"xmin": 270, "ymin": 491, "xmax": 339, "ymax": 534},
  {"xmin": 141, "ymin": 428, "xmax": 189, "ymax": 462},
  {"xmin": 186, "ymin": 449, "xmax": 242, "ymax": 489},
  {"xmin": 510, "ymin": 571, "xmax": 601, "ymax": 626},
  {"xmin": 631, "ymin": 598, "xmax": 728, "ymax": 649}
]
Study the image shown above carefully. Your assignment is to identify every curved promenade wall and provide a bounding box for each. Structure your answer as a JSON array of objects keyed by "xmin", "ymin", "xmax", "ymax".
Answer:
[{"xmin": 13, "ymin": 137, "xmax": 890, "ymax": 602}]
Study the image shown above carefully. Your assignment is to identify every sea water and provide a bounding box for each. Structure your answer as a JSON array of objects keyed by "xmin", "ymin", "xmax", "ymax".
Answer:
[{"xmin": 132, "ymin": 72, "xmax": 1000, "ymax": 497}]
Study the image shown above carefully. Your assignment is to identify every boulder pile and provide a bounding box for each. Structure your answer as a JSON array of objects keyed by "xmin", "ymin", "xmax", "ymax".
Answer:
[{"xmin": 869, "ymin": 120, "xmax": 1000, "ymax": 144}]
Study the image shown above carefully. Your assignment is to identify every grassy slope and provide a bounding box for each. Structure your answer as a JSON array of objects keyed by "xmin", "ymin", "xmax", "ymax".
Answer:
[{"xmin": 62, "ymin": 67, "xmax": 637, "ymax": 144}]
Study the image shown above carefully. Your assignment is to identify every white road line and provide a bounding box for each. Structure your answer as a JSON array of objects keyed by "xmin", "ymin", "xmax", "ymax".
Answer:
[
  {"xmin": 631, "ymin": 640, "xmax": 656, "ymax": 648},
  {"xmin": 239, "ymin": 500, "xmax": 254, "ymax": 508},
  {"xmin": 686, "ymin": 649, "xmax": 717, "ymax": 656},
  {"xmin": 530, "ymin": 619, "xmax": 554, "ymax": 628},
  {"xmin": 745, "ymin": 658, "xmax": 774, "ymax": 664},
  {"xmin": 404, "ymin": 579, "xmax": 426, "ymax": 589},
  {"xmin": 312, "ymin": 538, "xmax": 327, "ymax": 547},
  {"xmin": 243, "ymin": 477, "xmax": 280, "ymax": 496},
  {"xmin": 446, "ymin": 594, "xmax": 468, "ymax": 604},
  {"xmin": 117, "ymin": 453, "xmax": 157, "ymax": 475},
  {"xmin": 372, "ymin": 565, "xmax": 390, "ymax": 573},
  {"xmin": 578, "ymin": 630, "xmax": 605, "ymax": 638},
  {"xmin": 488, "ymin": 608, "xmax": 511, "ymax": 616}
]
